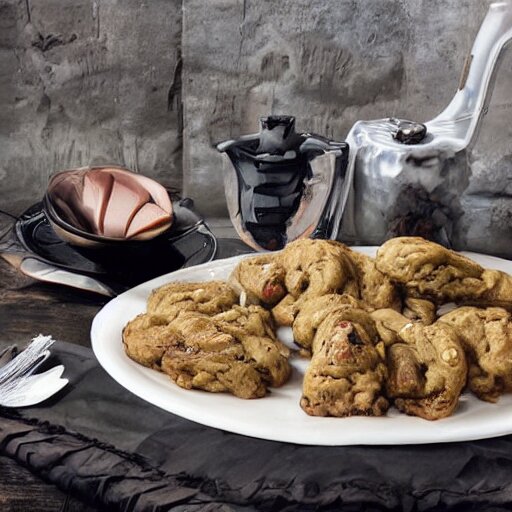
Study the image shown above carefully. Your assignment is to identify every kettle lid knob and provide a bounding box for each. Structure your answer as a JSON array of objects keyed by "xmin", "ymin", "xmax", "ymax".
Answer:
[{"xmin": 390, "ymin": 118, "xmax": 427, "ymax": 144}]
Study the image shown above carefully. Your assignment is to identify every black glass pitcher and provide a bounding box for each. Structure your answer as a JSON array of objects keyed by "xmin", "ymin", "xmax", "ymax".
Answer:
[{"xmin": 217, "ymin": 116, "xmax": 349, "ymax": 251}]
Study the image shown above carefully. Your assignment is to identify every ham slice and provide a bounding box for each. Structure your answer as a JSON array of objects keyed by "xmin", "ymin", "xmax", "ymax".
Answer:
[
  {"xmin": 125, "ymin": 202, "xmax": 172, "ymax": 239},
  {"xmin": 82, "ymin": 170, "xmax": 114, "ymax": 234},
  {"xmin": 108, "ymin": 168, "xmax": 172, "ymax": 214},
  {"xmin": 102, "ymin": 176, "xmax": 150, "ymax": 238},
  {"xmin": 48, "ymin": 166, "xmax": 173, "ymax": 239}
]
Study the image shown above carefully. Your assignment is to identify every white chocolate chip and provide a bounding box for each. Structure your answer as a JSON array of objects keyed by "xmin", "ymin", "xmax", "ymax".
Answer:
[
  {"xmin": 239, "ymin": 290, "xmax": 247, "ymax": 307},
  {"xmin": 398, "ymin": 323, "xmax": 414, "ymax": 336},
  {"xmin": 441, "ymin": 347, "xmax": 459, "ymax": 365}
]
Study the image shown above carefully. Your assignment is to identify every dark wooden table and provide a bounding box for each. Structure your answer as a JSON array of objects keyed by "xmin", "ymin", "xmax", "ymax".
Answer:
[{"xmin": 0, "ymin": 257, "xmax": 104, "ymax": 511}]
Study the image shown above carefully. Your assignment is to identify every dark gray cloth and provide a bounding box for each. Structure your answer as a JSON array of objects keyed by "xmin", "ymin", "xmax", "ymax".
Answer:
[{"xmin": 2, "ymin": 342, "xmax": 512, "ymax": 512}]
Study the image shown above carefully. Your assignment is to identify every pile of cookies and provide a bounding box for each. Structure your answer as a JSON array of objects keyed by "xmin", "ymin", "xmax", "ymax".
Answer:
[{"xmin": 123, "ymin": 237, "xmax": 512, "ymax": 420}]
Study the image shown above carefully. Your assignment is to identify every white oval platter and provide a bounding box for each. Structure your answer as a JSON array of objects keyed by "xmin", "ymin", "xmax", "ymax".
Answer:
[{"xmin": 91, "ymin": 247, "xmax": 512, "ymax": 446}]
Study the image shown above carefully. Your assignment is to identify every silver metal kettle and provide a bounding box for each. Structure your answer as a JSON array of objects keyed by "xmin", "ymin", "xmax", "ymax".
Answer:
[{"xmin": 340, "ymin": 1, "xmax": 512, "ymax": 258}]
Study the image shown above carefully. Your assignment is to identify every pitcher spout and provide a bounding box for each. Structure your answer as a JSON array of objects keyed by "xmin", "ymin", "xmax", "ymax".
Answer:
[{"xmin": 427, "ymin": 1, "xmax": 512, "ymax": 150}]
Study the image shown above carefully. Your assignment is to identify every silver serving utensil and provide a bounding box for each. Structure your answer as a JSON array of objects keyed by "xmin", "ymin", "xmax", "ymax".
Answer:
[
  {"xmin": 0, "ymin": 335, "xmax": 53, "ymax": 383},
  {"xmin": 0, "ymin": 365, "xmax": 67, "ymax": 407},
  {"xmin": 19, "ymin": 257, "xmax": 116, "ymax": 297},
  {"xmin": 0, "ymin": 335, "xmax": 68, "ymax": 408}
]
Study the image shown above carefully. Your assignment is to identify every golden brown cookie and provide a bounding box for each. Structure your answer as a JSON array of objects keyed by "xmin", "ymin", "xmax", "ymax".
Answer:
[
  {"xmin": 146, "ymin": 281, "xmax": 239, "ymax": 321},
  {"xmin": 158, "ymin": 306, "xmax": 291, "ymax": 398},
  {"xmin": 212, "ymin": 305, "xmax": 291, "ymax": 386},
  {"xmin": 276, "ymin": 239, "xmax": 359, "ymax": 299},
  {"xmin": 123, "ymin": 313, "xmax": 179, "ymax": 369},
  {"xmin": 371, "ymin": 309, "xmax": 467, "ymax": 420},
  {"xmin": 271, "ymin": 239, "xmax": 401, "ymax": 326},
  {"xmin": 347, "ymin": 249, "xmax": 402, "ymax": 311},
  {"xmin": 375, "ymin": 237, "xmax": 512, "ymax": 309},
  {"xmin": 269, "ymin": 239, "xmax": 359, "ymax": 327},
  {"xmin": 300, "ymin": 311, "xmax": 388, "ymax": 417},
  {"xmin": 439, "ymin": 306, "xmax": 512, "ymax": 402},
  {"xmin": 229, "ymin": 254, "xmax": 286, "ymax": 306},
  {"xmin": 292, "ymin": 294, "xmax": 368, "ymax": 353}
]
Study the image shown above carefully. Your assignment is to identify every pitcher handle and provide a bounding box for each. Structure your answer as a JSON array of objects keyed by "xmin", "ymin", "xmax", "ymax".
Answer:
[{"xmin": 427, "ymin": 1, "xmax": 512, "ymax": 149}]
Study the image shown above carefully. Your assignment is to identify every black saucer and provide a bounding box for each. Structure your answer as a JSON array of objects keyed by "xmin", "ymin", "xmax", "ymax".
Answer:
[{"xmin": 15, "ymin": 200, "xmax": 217, "ymax": 293}]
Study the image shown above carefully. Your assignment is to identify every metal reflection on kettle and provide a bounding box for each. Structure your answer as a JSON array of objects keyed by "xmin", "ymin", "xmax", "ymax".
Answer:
[{"xmin": 341, "ymin": 1, "xmax": 512, "ymax": 258}]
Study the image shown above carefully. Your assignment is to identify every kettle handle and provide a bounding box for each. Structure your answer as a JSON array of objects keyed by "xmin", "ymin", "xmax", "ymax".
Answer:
[{"xmin": 427, "ymin": 1, "xmax": 512, "ymax": 149}]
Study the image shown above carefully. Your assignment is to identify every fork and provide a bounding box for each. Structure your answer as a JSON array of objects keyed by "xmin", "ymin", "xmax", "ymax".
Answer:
[{"xmin": 0, "ymin": 335, "xmax": 68, "ymax": 407}]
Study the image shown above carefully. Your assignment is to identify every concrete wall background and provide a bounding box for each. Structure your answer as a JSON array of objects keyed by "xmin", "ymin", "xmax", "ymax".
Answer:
[
  {"xmin": 0, "ymin": 0, "xmax": 182, "ymax": 214},
  {"xmin": 1, "ymin": 0, "xmax": 511, "ymax": 218}
]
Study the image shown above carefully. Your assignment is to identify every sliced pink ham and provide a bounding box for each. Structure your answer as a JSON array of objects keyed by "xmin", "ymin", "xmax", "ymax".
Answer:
[
  {"xmin": 102, "ymin": 176, "xmax": 150, "ymax": 238},
  {"xmin": 125, "ymin": 202, "xmax": 172, "ymax": 239},
  {"xmin": 107, "ymin": 168, "xmax": 172, "ymax": 214},
  {"xmin": 132, "ymin": 174, "xmax": 172, "ymax": 214},
  {"xmin": 82, "ymin": 170, "xmax": 114, "ymax": 234},
  {"xmin": 48, "ymin": 166, "xmax": 174, "ymax": 240}
]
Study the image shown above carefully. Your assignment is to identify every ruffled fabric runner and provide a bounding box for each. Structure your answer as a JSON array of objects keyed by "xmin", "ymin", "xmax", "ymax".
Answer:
[{"xmin": 2, "ymin": 341, "xmax": 512, "ymax": 512}]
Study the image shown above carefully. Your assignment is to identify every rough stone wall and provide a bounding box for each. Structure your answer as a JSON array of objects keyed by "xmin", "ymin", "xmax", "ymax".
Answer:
[
  {"xmin": 0, "ymin": 0, "xmax": 182, "ymax": 214},
  {"xmin": 2, "ymin": 0, "xmax": 512, "ymax": 221}
]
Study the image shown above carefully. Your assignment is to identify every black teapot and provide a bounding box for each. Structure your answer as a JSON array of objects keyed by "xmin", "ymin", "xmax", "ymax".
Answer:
[{"xmin": 217, "ymin": 116, "xmax": 349, "ymax": 251}]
